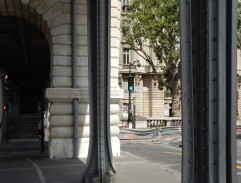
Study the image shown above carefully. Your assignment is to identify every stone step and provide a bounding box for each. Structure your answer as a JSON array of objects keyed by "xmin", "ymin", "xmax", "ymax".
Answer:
[{"xmin": 7, "ymin": 114, "xmax": 40, "ymax": 140}]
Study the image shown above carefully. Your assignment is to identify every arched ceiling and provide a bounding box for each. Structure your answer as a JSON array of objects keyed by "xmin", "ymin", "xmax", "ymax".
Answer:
[{"xmin": 0, "ymin": 16, "xmax": 50, "ymax": 90}]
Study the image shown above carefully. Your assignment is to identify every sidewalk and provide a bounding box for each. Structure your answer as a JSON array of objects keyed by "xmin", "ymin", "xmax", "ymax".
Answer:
[
  {"xmin": 115, "ymin": 151, "xmax": 181, "ymax": 183},
  {"xmin": 0, "ymin": 140, "xmax": 181, "ymax": 183}
]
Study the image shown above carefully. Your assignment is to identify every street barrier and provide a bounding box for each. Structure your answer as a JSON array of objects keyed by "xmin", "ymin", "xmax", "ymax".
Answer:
[
  {"xmin": 119, "ymin": 126, "xmax": 182, "ymax": 140},
  {"xmin": 119, "ymin": 124, "xmax": 241, "ymax": 140},
  {"xmin": 146, "ymin": 117, "xmax": 182, "ymax": 128}
]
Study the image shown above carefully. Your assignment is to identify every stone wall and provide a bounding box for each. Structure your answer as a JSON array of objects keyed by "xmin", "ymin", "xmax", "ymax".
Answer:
[
  {"xmin": 0, "ymin": 0, "xmax": 122, "ymax": 158},
  {"xmin": 135, "ymin": 75, "xmax": 164, "ymax": 118}
]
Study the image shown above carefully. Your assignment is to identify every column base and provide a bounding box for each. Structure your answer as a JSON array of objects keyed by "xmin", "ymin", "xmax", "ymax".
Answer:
[{"xmin": 49, "ymin": 137, "xmax": 120, "ymax": 159}]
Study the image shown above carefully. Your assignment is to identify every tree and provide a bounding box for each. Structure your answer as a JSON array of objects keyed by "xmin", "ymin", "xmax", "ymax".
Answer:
[
  {"xmin": 238, "ymin": 1, "xmax": 241, "ymax": 49},
  {"xmin": 121, "ymin": 0, "xmax": 180, "ymax": 116}
]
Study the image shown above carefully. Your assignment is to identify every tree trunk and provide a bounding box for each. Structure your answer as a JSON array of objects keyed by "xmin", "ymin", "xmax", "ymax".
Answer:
[{"xmin": 171, "ymin": 92, "xmax": 181, "ymax": 117}]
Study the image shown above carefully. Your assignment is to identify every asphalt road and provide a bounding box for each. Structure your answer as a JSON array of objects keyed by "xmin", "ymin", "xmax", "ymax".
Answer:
[
  {"xmin": 120, "ymin": 135, "xmax": 241, "ymax": 182},
  {"xmin": 120, "ymin": 135, "xmax": 182, "ymax": 173},
  {"xmin": 0, "ymin": 136, "xmax": 240, "ymax": 183}
]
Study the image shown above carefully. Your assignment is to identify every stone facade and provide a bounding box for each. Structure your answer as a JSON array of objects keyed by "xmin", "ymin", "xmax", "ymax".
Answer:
[
  {"xmin": 118, "ymin": 1, "xmax": 166, "ymax": 124},
  {"xmin": 0, "ymin": 0, "xmax": 122, "ymax": 158}
]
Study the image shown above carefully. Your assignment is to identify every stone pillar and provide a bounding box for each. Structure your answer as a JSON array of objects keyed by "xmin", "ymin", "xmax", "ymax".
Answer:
[
  {"xmin": 45, "ymin": 87, "xmax": 122, "ymax": 158},
  {"xmin": 44, "ymin": 0, "xmax": 122, "ymax": 159},
  {"xmin": 110, "ymin": 0, "xmax": 122, "ymax": 155}
]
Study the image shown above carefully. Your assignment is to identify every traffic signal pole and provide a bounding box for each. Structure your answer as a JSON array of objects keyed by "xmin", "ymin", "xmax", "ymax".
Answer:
[
  {"xmin": 128, "ymin": 83, "xmax": 132, "ymax": 126},
  {"xmin": 128, "ymin": 60, "xmax": 140, "ymax": 128},
  {"xmin": 128, "ymin": 75, "xmax": 134, "ymax": 127},
  {"xmin": 180, "ymin": 0, "xmax": 237, "ymax": 182}
]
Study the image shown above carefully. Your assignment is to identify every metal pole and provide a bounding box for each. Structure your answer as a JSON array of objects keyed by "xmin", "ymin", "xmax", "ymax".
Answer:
[
  {"xmin": 180, "ymin": 0, "xmax": 237, "ymax": 182},
  {"xmin": 128, "ymin": 63, "xmax": 132, "ymax": 127},
  {"xmin": 133, "ymin": 99, "xmax": 136, "ymax": 129},
  {"xmin": 40, "ymin": 107, "xmax": 44, "ymax": 153},
  {"xmin": 71, "ymin": 0, "xmax": 79, "ymax": 159},
  {"xmin": 226, "ymin": 1, "xmax": 237, "ymax": 181},
  {"xmin": 82, "ymin": 0, "xmax": 117, "ymax": 182}
]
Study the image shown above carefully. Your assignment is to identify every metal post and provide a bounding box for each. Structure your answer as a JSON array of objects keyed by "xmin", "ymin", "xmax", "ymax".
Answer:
[
  {"xmin": 128, "ymin": 60, "xmax": 140, "ymax": 128},
  {"xmin": 40, "ymin": 106, "xmax": 44, "ymax": 153},
  {"xmin": 128, "ymin": 89, "xmax": 132, "ymax": 127},
  {"xmin": 180, "ymin": 0, "xmax": 237, "ymax": 182},
  {"xmin": 71, "ymin": 0, "xmax": 79, "ymax": 159},
  {"xmin": 133, "ymin": 99, "xmax": 136, "ymax": 129},
  {"xmin": 82, "ymin": 0, "xmax": 117, "ymax": 182},
  {"xmin": 0, "ymin": 68, "xmax": 6, "ymax": 141},
  {"xmin": 0, "ymin": 79, "xmax": 3, "ymax": 121},
  {"xmin": 128, "ymin": 63, "xmax": 132, "ymax": 128},
  {"xmin": 225, "ymin": 1, "xmax": 238, "ymax": 181}
]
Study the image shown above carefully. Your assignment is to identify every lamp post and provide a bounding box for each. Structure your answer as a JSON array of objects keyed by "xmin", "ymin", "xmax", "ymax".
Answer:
[{"xmin": 128, "ymin": 60, "xmax": 141, "ymax": 128}]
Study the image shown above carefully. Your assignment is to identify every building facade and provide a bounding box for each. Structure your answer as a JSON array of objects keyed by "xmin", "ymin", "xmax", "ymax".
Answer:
[
  {"xmin": 118, "ymin": 0, "xmax": 177, "ymax": 129},
  {"xmin": 0, "ymin": 0, "xmax": 239, "ymax": 160},
  {"xmin": 0, "ymin": 0, "xmax": 122, "ymax": 159}
]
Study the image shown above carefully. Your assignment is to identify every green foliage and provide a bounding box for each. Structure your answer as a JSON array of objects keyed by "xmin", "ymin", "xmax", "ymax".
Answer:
[
  {"xmin": 238, "ymin": 2, "xmax": 241, "ymax": 49},
  {"xmin": 121, "ymin": 0, "xmax": 180, "ymax": 93}
]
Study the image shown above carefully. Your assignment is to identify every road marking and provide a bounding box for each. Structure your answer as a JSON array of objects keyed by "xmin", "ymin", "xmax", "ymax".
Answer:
[
  {"xmin": 121, "ymin": 151, "xmax": 144, "ymax": 160},
  {"xmin": 120, "ymin": 151, "xmax": 181, "ymax": 176},
  {"xmin": 237, "ymin": 160, "xmax": 241, "ymax": 170},
  {"xmin": 25, "ymin": 158, "xmax": 46, "ymax": 183},
  {"xmin": 158, "ymin": 144, "xmax": 182, "ymax": 151},
  {"xmin": 115, "ymin": 161, "xmax": 148, "ymax": 165},
  {"xmin": 162, "ymin": 152, "xmax": 182, "ymax": 156}
]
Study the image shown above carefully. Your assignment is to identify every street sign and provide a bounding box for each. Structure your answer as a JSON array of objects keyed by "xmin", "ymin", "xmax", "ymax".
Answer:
[{"xmin": 134, "ymin": 87, "xmax": 148, "ymax": 92}]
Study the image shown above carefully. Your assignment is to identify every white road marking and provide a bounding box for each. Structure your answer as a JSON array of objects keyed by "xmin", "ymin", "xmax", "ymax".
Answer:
[{"xmin": 25, "ymin": 158, "xmax": 46, "ymax": 183}]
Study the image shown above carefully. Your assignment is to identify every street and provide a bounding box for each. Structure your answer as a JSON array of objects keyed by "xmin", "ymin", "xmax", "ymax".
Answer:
[
  {"xmin": 0, "ymin": 139, "xmax": 181, "ymax": 183},
  {"xmin": 118, "ymin": 134, "xmax": 241, "ymax": 182},
  {"xmin": 0, "ymin": 135, "xmax": 240, "ymax": 183}
]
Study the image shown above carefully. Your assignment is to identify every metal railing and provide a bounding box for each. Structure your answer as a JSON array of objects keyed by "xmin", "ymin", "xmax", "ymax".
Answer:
[
  {"xmin": 37, "ymin": 102, "xmax": 45, "ymax": 153},
  {"xmin": 120, "ymin": 123, "xmax": 241, "ymax": 140},
  {"xmin": 119, "ymin": 126, "xmax": 182, "ymax": 140},
  {"xmin": 147, "ymin": 117, "xmax": 182, "ymax": 128}
]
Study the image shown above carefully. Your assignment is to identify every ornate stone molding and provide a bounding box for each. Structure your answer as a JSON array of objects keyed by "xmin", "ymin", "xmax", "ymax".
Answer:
[
  {"xmin": 46, "ymin": 87, "xmax": 123, "ymax": 102},
  {"xmin": 45, "ymin": 88, "xmax": 88, "ymax": 102}
]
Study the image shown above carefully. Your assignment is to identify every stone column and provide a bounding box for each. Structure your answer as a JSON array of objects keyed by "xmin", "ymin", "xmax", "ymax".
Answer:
[
  {"xmin": 45, "ymin": 0, "xmax": 123, "ymax": 159},
  {"xmin": 45, "ymin": 87, "xmax": 122, "ymax": 158}
]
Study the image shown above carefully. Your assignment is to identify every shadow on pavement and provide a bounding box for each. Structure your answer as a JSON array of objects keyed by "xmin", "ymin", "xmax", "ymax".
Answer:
[{"xmin": 0, "ymin": 140, "xmax": 86, "ymax": 183}]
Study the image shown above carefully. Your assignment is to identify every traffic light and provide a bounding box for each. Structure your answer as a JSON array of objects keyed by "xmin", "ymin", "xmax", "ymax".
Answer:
[
  {"xmin": 3, "ymin": 104, "xmax": 7, "ymax": 111},
  {"xmin": 128, "ymin": 76, "xmax": 134, "ymax": 91}
]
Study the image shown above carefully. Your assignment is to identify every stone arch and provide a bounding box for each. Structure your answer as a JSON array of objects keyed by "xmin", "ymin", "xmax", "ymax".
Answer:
[
  {"xmin": 0, "ymin": 0, "xmax": 94, "ymax": 159},
  {"xmin": 0, "ymin": 0, "xmax": 121, "ymax": 159},
  {"xmin": 0, "ymin": 0, "xmax": 74, "ymax": 88}
]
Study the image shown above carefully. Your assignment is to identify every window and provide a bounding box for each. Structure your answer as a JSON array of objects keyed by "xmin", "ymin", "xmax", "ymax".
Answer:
[
  {"xmin": 123, "ymin": 48, "xmax": 131, "ymax": 65},
  {"xmin": 122, "ymin": 0, "xmax": 130, "ymax": 13},
  {"xmin": 123, "ymin": 0, "xmax": 130, "ymax": 5},
  {"xmin": 123, "ymin": 104, "xmax": 128, "ymax": 114},
  {"xmin": 123, "ymin": 78, "xmax": 128, "ymax": 92},
  {"xmin": 122, "ymin": 20, "xmax": 130, "ymax": 41}
]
